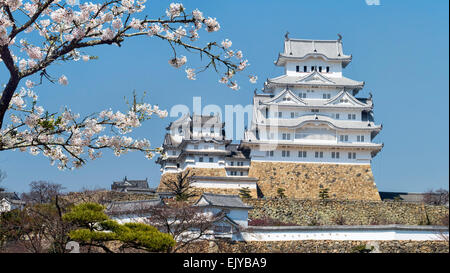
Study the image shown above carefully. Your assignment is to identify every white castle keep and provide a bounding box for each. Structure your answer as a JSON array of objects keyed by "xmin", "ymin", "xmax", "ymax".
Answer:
[{"xmin": 157, "ymin": 35, "xmax": 383, "ymax": 200}]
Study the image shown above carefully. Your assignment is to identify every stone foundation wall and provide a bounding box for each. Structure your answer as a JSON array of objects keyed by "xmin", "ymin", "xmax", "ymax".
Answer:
[
  {"xmin": 248, "ymin": 162, "xmax": 380, "ymax": 200},
  {"xmin": 178, "ymin": 240, "xmax": 449, "ymax": 253},
  {"xmin": 247, "ymin": 199, "xmax": 449, "ymax": 226},
  {"xmin": 157, "ymin": 168, "xmax": 258, "ymax": 198}
]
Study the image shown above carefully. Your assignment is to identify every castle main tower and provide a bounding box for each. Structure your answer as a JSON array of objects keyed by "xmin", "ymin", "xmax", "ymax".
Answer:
[{"xmin": 240, "ymin": 35, "xmax": 383, "ymax": 200}]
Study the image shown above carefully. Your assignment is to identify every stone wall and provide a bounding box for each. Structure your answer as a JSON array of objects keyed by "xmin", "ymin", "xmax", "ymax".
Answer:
[
  {"xmin": 178, "ymin": 240, "xmax": 449, "ymax": 253},
  {"xmin": 248, "ymin": 162, "xmax": 380, "ymax": 200},
  {"xmin": 247, "ymin": 199, "xmax": 449, "ymax": 226},
  {"xmin": 157, "ymin": 168, "xmax": 257, "ymax": 198}
]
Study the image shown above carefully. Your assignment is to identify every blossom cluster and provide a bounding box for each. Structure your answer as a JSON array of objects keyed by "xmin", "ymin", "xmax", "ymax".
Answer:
[
  {"xmin": 0, "ymin": 1, "xmax": 258, "ymax": 169},
  {"xmin": 2, "ymin": 87, "xmax": 167, "ymax": 169}
]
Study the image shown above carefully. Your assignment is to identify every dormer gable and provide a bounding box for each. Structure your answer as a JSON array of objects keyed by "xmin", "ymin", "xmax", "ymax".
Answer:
[
  {"xmin": 325, "ymin": 90, "xmax": 367, "ymax": 107},
  {"xmin": 263, "ymin": 88, "xmax": 307, "ymax": 105},
  {"xmin": 296, "ymin": 70, "xmax": 335, "ymax": 84}
]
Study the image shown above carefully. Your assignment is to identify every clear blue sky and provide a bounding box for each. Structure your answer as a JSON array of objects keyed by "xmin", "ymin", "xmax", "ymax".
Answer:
[{"xmin": 1, "ymin": 0, "xmax": 448, "ymax": 193}]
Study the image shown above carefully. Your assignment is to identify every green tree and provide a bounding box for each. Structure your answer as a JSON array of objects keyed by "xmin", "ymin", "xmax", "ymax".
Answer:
[
  {"xmin": 63, "ymin": 203, "xmax": 175, "ymax": 253},
  {"xmin": 318, "ymin": 188, "xmax": 330, "ymax": 200},
  {"xmin": 277, "ymin": 188, "xmax": 286, "ymax": 198},
  {"xmin": 239, "ymin": 187, "xmax": 251, "ymax": 199}
]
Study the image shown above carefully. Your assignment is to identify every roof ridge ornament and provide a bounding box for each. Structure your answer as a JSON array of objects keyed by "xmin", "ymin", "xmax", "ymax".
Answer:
[
  {"xmin": 284, "ymin": 31, "xmax": 290, "ymax": 40},
  {"xmin": 337, "ymin": 34, "xmax": 343, "ymax": 56}
]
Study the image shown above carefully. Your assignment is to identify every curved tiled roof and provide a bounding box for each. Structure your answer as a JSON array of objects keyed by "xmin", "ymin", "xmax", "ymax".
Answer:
[
  {"xmin": 276, "ymin": 38, "xmax": 352, "ymax": 67},
  {"xmin": 257, "ymin": 114, "xmax": 381, "ymax": 131},
  {"xmin": 194, "ymin": 193, "xmax": 253, "ymax": 209},
  {"xmin": 265, "ymin": 72, "xmax": 364, "ymax": 89}
]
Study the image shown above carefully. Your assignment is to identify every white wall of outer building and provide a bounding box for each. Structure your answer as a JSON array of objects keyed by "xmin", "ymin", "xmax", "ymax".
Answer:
[
  {"xmin": 0, "ymin": 199, "xmax": 12, "ymax": 213},
  {"xmin": 250, "ymin": 148, "xmax": 372, "ymax": 164},
  {"xmin": 111, "ymin": 214, "xmax": 151, "ymax": 224},
  {"xmin": 284, "ymin": 59, "xmax": 342, "ymax": 77},
  {"xmin": 240, "ymin": 229, "xmax": 448, "ymax": 241}
]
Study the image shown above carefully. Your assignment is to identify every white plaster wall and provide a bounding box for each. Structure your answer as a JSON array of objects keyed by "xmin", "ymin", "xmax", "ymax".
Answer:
[
  {"xmin": 266, "ymin": 109, "xmax": 362, "ymax": 121},
  {"xmin": 250, "ymin": 148, "xmax": 372, "ymax": 164},
  {"xmin": 241, "ymin": 229, "xmax": 449, "ymax": 241},
  {"xmin": 111, "ymin": 214, "xmax": 150, "ymax": 224},
  {"xmin": 284, "ymin": 59, "xmax": 342, "ymax": 77}
]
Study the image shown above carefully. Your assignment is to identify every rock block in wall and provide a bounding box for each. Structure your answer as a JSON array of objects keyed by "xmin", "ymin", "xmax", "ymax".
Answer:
[{"xmin": 248, "ymin": 162, "xmax": 380, "ymax": 201}]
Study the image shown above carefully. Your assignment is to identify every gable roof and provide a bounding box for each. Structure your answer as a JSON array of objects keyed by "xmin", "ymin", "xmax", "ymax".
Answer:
[
  {"xmin": 324, "ymin": 90, "xmax": 368, "ymax": 107},
  {"xmin": 263, "ymin": 88, "xmax": 306, "ymax": 105},
  {"xmin": 276, "ymin": 38, "xmax": 352, "ymax": 67},
  {"xmin": 106, "ymin": 199, "xmax": 164, "ymax": 215},
  {"xmin": 265, "ymin": 72, "xmax": 364, "ymax": 90},
  {"xmin": 0, "ymin": 191, "xmax": 20, "ymax": 201},
  {"xmin": 111, "ymin": 177, "xmax": 149, "ymax": 190},
  {"xmin": 194, "ymin": 193, "xmax": 253, "ymax": 209}
]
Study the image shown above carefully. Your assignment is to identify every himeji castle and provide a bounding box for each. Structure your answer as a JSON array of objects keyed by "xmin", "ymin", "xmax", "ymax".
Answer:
[{"xmin": 157, "ymin": 35, "xmax": 383, "ymax": 201}]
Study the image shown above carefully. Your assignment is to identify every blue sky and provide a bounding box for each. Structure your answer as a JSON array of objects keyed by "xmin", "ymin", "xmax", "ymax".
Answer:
[{"xmin": 1, "ymin": 0, "xmax": 448, "ymax": 193}]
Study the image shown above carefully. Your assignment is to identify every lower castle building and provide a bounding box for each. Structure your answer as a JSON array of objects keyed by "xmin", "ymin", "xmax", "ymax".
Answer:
[{"xmin": 156, "ymin": 36, "xmax": 383, "ymax": 201}]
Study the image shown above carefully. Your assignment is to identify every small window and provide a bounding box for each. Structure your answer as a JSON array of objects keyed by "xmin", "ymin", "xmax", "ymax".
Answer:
[
  {"xmin": 230, "ymin": 161, "xmax": 234, "ymax": 166},
  {"xmin": 291, "ymin": 112, "xmax": 295, "ymax": 118},
  {"xmin": 209, "ymin": 157, "xmax": 214, "ymax": 162},
  {"xmin": 311, "ymin": 109, "xmax": 319, "ymax": 113},
  {"xmin": 311, "ymin": 66, "xmax": 315, "ymax": 71},
  {"xmin": 278, "ymin": 112, "xmax": 282, "ymax": 118},
  {"xmin": 266, "ymin": 151, "xmax": 274, "ymax": 157},
  {"xmin": 348, "ymin": 152, "xmax": 356, "ymax": 159},
  {"xmin": 326, "ymin": 66, "xmax": 330, "ymax": 73},
  {"xmin": 303, "ymin": 66, "xmax": 307, "ymax": 72},
  {"xmin": 336, "ymin": 113, "xmax": 340, "ymax": 119},
  {"xmin": 194, "ymin": 145, "xmax": 199, "ymax": 150},
  {"xmin": 282, "ymin": 133, "xmax": 290, "ymax": 140},
  {"xmin": 199, "ymin": 157, "xmax": 204, "ymax": 162},
  {"xmin": 298, "ymin": 151, "xmax": 307, "ymax": 158},
  {"xmin": 240, "ymin": 171, "xmax": 244, "ymax": 176},
  {"xmin": 296, "ymin": 65, "xmax": 300, "ymax": 72},
  {"xmin": 319, "ymin": 66, "xmax": 322, "ymax": 72},
  {"xmin": 210, "ymin": 127, "xmax": 214, "ymax": 133},
  {"xmin": 336, "ymin": 152, "xmax": 340, "ymax": 159},
  {"xmin": 282, "ymin": 150, "xmax": 290, "ymax": 157}
]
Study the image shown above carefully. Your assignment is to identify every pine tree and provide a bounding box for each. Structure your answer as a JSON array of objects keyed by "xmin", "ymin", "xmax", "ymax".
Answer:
[
  {"xmin": 239, "ymin": 187, "xmax": 252, "ymax": 199},
  {"xmin": 319, "ymin": 188, "xmax": 330, "ymax": 200},
  {"xmin": 277, "ymin": 188, "xmax": 286, "ymax": 198}
]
